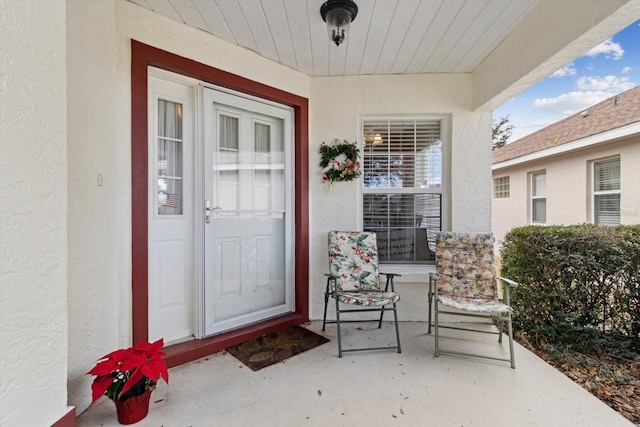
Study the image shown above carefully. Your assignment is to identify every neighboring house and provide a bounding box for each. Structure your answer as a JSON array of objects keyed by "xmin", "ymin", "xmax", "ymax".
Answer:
[
  {"xmin": 492, "ymin": 86, "xmax": 640, "ymax": 245},
  {"xmin": 2, "ymin": 1, "xmax": 639, "ymax": 425}
]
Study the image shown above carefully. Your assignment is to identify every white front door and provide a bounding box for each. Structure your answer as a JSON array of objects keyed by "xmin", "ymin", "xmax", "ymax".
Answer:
[
  {"xmin": 202, "ymin": 87, "xmax": 294, "ymax": 336},
  {"xmin": 148, "ymin": 72, "xmax": 295, "ymax": 341}
]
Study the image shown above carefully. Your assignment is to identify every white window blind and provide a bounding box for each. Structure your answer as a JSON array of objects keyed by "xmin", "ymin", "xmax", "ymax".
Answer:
[
  {"xmin": 594, "ymin": 158, "xmax": 620, "ymax": 225},
  {"xmin": 362, "ymin": 119, "xmax": 443, "ymax": 264},
  {"xmin": 531, "ymin": 171, "xmax": 546, "ymax": 224}
]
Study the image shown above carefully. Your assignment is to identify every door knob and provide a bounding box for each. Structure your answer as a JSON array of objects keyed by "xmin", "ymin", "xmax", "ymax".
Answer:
[{"xmin": 205, "ymin": 201, "xmax": 221, "ymax": 223}]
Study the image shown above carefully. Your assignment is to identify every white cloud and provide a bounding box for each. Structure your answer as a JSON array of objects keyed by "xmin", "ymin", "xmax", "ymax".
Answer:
[
  {"xmin": 533, "ymin": 91, "xmax": 613, "ymax": 115},
  {"xmin": 551, "ymin": 63, "xmax": 577, "ymax": 78},
  {"xmin": 622, "ymin": 66, "xmax": 632, "ymax": 74},
  {"xmin": 585, "ymin": 39, "xmax": 624, "ymax": 60},
  {"xmin": 576, "ymin": 75, "xmax": 634, "ymax": 91},
  {"xmin": 510, "ymin": 120, "xmax": 555, "ymax": 141},
  {"xmin": 523, "ymin": 75, "xmax": 636, "ymax": 138}
]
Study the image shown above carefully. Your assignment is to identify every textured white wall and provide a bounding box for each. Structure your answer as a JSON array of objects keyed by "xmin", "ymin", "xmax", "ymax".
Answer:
[
  {"xmin": 491, "ymin": 169, "xmax": 529, "ymax": 248},
  {"xmin": 0, "ymin": 0, "xmax": 71, "ymax": 425},
  {"xmin": 66, "ymin": 0, "xmax": 123, "ymax": 414},
  {"xmin": 309, "ymin": 75, "xmax": 493, "ymax": 321},
  {"xmin": 491, "ymin": 136, "xmax": 640, "ymax": 247}
]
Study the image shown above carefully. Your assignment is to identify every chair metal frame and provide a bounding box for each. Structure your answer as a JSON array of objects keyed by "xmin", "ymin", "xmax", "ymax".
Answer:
[
  {"xmin": 322, "ymin": 231, "xmax": 402, "ymax": 357},
  {"xmin": 427, "ymin": 232, "xmax": 518, "ymax": 368}
]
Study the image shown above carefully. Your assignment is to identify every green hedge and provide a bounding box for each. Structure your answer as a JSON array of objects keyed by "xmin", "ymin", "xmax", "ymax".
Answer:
[{"xmin": 500, "ymin": 224, "xmax": 640, "ymax": 357}]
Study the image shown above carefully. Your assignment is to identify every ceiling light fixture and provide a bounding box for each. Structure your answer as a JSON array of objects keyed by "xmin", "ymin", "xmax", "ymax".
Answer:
[
  {"xmin": 364, "ymin": 129, "xmax": 383, "ymax": 146},
  {"xmin": 320, "ymin": 0, "xmax": 358, "ymax": 47}
]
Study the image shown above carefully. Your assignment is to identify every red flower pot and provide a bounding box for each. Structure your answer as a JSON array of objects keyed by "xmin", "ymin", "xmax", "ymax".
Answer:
[{"xmin": 114, "ymin": 391, "xmax": 152, "ymax": 425}]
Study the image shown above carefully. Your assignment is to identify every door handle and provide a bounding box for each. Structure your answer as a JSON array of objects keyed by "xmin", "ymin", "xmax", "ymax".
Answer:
[{"xmin": 205, "ymin": 201, "xmax": 221, "ymax": 223}]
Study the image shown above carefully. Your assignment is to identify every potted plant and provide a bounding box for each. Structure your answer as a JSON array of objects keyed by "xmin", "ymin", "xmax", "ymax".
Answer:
[{"xmin": 88, "ymin": 338, "xmax": 169, "ymax": 425}]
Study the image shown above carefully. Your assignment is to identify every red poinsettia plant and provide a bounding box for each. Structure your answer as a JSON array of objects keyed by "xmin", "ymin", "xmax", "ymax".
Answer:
[{"xmin": 88, "ymin": 338, "xmax": 169, "ymax": 402}]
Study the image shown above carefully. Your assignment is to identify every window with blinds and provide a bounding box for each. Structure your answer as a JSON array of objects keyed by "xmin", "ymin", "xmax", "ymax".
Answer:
[
  {"xmin": 362, "ymin": 119, "xmax": 443, "ymax": 264},
  {"xmin": 531, "ymin": 171, "xmax": 546, "ymax": 224},
  {"xmin": 593, "ymin": 157, "xmax": 620, "ymax": 225}
]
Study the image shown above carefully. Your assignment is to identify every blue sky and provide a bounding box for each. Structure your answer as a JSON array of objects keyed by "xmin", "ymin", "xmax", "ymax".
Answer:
[{"xmin": 494, "ymin": 19, "xmax": 640, "ymax": 143}]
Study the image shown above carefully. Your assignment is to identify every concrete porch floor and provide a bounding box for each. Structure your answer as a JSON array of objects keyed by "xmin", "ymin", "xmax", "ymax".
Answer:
[{"xmin": 77, "ymin": 321, "xmax": 633, "ymax": 426}]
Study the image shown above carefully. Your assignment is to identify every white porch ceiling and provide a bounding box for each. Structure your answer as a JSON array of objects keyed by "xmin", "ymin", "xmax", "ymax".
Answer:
[{"xmin": 126, "ymin": 0, "xmax": 541, "ymax": 76}]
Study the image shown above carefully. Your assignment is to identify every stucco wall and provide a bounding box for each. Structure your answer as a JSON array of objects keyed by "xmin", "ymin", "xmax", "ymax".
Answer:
[
  {"xmin": 492, "ymin": 136, "xmax": 640, "ymax": 247},
  {"xmin": 309, "ymin": 75, "xmax": 493, "ymax": 320},
  {"xmin": 0, "ymin": 0, "xmax": 71, "ymax": 425},
  {"xmin": 66, "ymin": 0, "xmax": 124, "ymax": 413}
]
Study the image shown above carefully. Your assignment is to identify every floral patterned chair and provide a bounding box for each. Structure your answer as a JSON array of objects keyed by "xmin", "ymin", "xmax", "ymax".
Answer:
[
  {"xmin": 322, "ymin": 231, "xmax": 402, "ymax": 357},
  {"xmin": 427, "ymin": 232, "xmax": 518, "ymax": 368}
]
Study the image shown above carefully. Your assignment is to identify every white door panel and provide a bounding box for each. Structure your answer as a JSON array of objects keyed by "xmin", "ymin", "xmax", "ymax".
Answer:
[{"xmin": 203, "ymin": 86, "xmax": 294, "ymax": 336}]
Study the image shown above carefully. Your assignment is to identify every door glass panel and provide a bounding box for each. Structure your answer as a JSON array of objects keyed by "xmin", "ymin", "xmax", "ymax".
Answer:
[
  {"xmin": 255, "ymin": 122, "xmax": 270, "ymax": 153},
  {"xmin": 218, "ymin": 115, "xmax": 240, "ymax": 215},
  {"xmin": 220, "ymin": 115, "xmax": 238, "ymax": 150},
  {"xmin": 253, "ymin": 122, "xmax": 282, "ymax": 216},
  {"xmin": 157, "ymin": 99, "xmax": 183, "ymax": 215}
]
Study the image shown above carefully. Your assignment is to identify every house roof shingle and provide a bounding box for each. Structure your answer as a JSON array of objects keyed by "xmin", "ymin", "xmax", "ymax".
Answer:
[{"xmin": 492, "ymin": 85, "xmax": 640, "ymax": 164}]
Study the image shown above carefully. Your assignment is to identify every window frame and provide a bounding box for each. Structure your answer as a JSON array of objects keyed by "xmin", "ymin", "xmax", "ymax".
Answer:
[
  {"xmin": 360, "ymin": 116, "xmax": 449, "ymax": 265},
  {"xmin": 131, "ymin": 40, "xmax": 310, "ymax": 357},
  {"xmin": 591, "ymin": 156, "xmax": 620, "ymax": 225},
  {"xmin": 530, "ymin": 170, "xmax": 546, "ymax": 224}
]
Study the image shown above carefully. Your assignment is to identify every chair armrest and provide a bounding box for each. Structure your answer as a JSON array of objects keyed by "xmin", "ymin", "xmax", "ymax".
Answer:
[
  {"xmin": 380, "ymin": 272, "xmax": 401, "ymax": 278},
  {"xmin": 496, "ymin": 276, "xmax": 518, "ymax": 306},
  {"xmin": 380, "ymin": 272, "xmax": 401, "ymax": 292},
  {"xmin": 324, "ymin": 273, "xmax": 338, "ymax": 294},
  {"xmin": 497, "ymin": 276, "xmax": 519, "ymax": 288},
  {"xmin": 428, "ymin": 272, "xmax": 439, "ymax": 300}
]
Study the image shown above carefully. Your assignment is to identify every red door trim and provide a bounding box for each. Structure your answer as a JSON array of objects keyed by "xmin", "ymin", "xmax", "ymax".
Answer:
[{"xmin": 131, "ymin": 40, "xmax": 309, "ymax": 367}]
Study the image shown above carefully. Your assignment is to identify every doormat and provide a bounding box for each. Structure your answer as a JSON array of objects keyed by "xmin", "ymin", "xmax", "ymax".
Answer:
[{"xmin": 226, "ymin": 326, "xmax": 330, "ymax": 371}]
